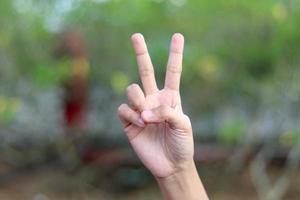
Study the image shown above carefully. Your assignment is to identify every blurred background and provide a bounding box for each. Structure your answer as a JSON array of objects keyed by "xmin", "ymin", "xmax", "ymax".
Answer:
[{"xmin": 0, "ymin": 0, "xmax": 300, "ymax": 199}]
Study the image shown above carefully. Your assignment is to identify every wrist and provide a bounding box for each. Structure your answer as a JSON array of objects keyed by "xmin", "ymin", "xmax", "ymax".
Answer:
[
  {"xmin": 156, "ymin": 161, "xmax": 209, "ymax": 200},
  {"xmin": 155, "ymin": 160, "xmax": 196, "ymax": 181}
]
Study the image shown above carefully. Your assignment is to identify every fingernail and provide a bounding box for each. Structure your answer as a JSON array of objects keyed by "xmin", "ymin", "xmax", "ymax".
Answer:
[
  {"xmin": 142, "ymin": 110, "xmax": 154, "ymax": 120},
  {"xmin": 136, "ymin": 117, "xmax": 145, "ymax": 127}
]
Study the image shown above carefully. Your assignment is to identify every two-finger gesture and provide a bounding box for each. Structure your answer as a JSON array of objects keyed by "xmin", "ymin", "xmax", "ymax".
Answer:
[{"xmin": 118, "ymin": 33, "xmax": 194, "ymax": 178}]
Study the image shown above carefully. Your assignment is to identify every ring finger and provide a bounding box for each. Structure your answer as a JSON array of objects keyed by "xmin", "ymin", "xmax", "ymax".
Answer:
[{"xmin": 126, "ymin": 83, "xmax": 146, "ymax": 112}]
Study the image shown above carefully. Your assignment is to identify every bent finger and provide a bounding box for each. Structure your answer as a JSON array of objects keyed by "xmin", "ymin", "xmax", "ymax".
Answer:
[
  {"xmin": 141, "ymin": 105, "xmax": 191, "ymax": 132},
  {"xmin": 118, "ymin": 104, "xmax": 145, "ymax": 128},
  {"xmin": 126, "ymin": 83, "xmax": 146, "ymax": 112}
]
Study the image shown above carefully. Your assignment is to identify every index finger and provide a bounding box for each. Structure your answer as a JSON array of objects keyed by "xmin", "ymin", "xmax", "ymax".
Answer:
[
  {"xmin": 164, "ymin": 33, "xmax": 184, "ymax": 91},
  {"xmin": 131, "ymin": 33, "xmax": 158, "ymax": 95}
]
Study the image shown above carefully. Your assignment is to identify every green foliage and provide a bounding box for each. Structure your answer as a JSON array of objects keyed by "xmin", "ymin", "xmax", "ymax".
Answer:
[
  {"xmin": 32, "ymin": 59, "xmax": 72, "ymax": 89},
  {"xmin": 279, "ymin": 130, "xmax": 300, "ymax": 147},
  {"xmin": 0, "ymin": 96, "xmax": 21, "ymax": 124},
  {"xmin": 1, "ymin": 0, "xmax": 300, "ymax": 141},
  {"xmin": 110, "ymin": 71, "xmax": 130, "ymax": 94},
  {"xmin": 218, "ymin": 118, "xmax": 247, "ymax": 145}
]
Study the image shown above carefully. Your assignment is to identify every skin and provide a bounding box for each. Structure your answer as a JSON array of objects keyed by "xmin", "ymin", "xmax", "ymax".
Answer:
[{"xmin": 117, "ymin": 33, "xmax": 209, "ymax": 200}]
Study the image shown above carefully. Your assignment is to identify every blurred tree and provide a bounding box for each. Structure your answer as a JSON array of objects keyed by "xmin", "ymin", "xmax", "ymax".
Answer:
[{"xmin": 0, "ymin": 0, "xmax": 300, "ymax": 139}]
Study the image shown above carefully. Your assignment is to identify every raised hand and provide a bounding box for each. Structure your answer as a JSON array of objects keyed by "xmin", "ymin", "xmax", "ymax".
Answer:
[{"xmin": 118, "ymin": 33, "xmax": 194, "ymax": 178}]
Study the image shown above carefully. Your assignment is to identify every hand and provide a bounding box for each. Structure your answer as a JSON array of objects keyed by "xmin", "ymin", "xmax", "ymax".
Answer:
[
  {"xmin": 118, "ymin": 33, "xmax": 208, "ymax": 200},
  {"xmin": 118, "ymin": 33, "xmax": 194, "ymax": 178}
]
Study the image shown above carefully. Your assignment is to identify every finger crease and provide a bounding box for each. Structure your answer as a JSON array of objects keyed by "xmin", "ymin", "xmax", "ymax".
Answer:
[
  {"xmin": 167, "ymin": 65, "xmax": 182, "ymax": 73},
  {"xmin": 136, "ymin": 51, "xmax": 148, "ymax": 57},
  {"xmin": 139, "ymin": 68, "xmax": 154, "ymax": 76}
]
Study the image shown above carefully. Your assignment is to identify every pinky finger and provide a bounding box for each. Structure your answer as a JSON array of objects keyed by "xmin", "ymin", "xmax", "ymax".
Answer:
[{"xmin": 118, "ymin": 104, "xmax": 145, "ymax": 128}]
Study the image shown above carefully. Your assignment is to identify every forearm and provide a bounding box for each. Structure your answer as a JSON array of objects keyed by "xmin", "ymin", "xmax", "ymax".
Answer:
[{"xmin": 156, "ymin": 161, "xmax": 209, "ymax": 200}]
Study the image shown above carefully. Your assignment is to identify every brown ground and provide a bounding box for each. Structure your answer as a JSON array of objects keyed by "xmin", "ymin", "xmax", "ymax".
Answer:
[{"xmin": 0, "ymin": 164, "xmax": 299, "ymax": 200}]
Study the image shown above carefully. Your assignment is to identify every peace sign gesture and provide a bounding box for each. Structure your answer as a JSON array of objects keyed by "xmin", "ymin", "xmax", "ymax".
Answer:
[{"xmin": 118, "ymin": 33, "xmax": 194, "ymax": 178}]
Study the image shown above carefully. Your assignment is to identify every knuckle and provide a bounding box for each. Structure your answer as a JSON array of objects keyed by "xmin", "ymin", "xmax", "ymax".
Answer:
[
  {"xmin": 139, "ymin": 66, "xmax": 154, "ymax": 77},
  {"xmin": 131, "ymin": 83, "xmax": 140, "ymax": 89},
  {"xmin": 167, "ymin": 65, "xmax": 182, "ymax": 74},
  {"xmin": 126, "ymin": 85, "xmax": 133, "ymax": 94},
  {"xmin": 126, "ymin": 83, "xmax": 139, "ymax": 95},
  {"xmin": 118, "ymin": 104, "xmax": 127, "ymax": 113}
]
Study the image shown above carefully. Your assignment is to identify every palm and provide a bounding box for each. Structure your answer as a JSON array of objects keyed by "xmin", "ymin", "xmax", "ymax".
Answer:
[
  {"xmin": 118, "ymin": 33, "xmax": 193, "ymax": 178},
  {"xmin": 131, "ymin": 90, "xmax": 188, "ymax": 177}
]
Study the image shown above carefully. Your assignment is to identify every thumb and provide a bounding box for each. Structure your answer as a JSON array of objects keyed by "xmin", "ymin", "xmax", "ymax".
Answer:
[{"xmin": 141, "ymin": 105, "xmax": 191, "ymax": 132}]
